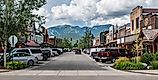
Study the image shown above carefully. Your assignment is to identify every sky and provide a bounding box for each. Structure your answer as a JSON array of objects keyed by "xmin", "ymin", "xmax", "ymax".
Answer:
[{"xmin": 33, "ymin": 0, "xmax": 158, "ymax": 28}]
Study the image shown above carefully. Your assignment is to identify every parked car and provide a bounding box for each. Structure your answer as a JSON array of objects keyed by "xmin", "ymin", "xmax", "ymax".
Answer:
[
  {"xmin": 41, "ymin": 48, "xmax": 55, "ymax": 57},
  {"xmin": 41, "ymin": 49, "xmax": 51, "ymax": 58},
  {"xmin": 83, "ymin": 49, "xmax": 90, "ymax": 54},
  {"xmin": 75, "ymin": 49, "xmax": 81, "ymax": 54},
  {"xmin": 52, "ymin": 48, "xmax": 61, "ymax": 55},
  {"xmin": 41, "ymin": 49, "xmax": 51, "ymax": 61},
  {"xmin": 0, "ymin": 52, "xmax": 38, "ymax": 66},
  {"xmin": 11, "ymin": 48, "xmax": 43, "ymax": 61},
  {"xmin": 0, "ymin": 53, "xmax": 10, "ymax": 66},
  {"xmin": 56, "ymin": 48, "xmax": 63, "ymax": 54},
  {"xmin": 90, "ymin": 48, "xmax": 105, "ymax": 57},
  {"xmin": 95, "ymin": 47, "xmax": 133, "ymax": 63}
]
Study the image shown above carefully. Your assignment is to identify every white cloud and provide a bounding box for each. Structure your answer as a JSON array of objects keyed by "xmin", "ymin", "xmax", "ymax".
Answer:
[
  {"xmin": 33, "ymin": 8, "xmax": 50, "ymax": 17},
  {"xmin": 105, "ymin": 15, "xmax": 130, "ymax": 26},
  {"xmin": 90, "ymin": 17, "xmax": 107, "ymax": 26},
  {"xmin": 51, "ymin": 0, "xmax": 98, "ymax": 26},
  {"xmin": 37, "ymin": 0, "xmax": 158, "ymax": 27},
  {"xmin": 33, "ymin": 8, "xmax": 50, "ymax": 28},
  {"xmin": 96, "ymin": 0, "xmax": 144, "ymax": 15}
]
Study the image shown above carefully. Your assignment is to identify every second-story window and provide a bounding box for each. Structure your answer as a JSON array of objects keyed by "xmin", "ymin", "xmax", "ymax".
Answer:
[
  {"xmin": 132, "ymin": 20, "xmax": 134, "ymax": 31},
  {"xmin": 136, "ymin": 17, "xmax": 139, "ymax": 29}
]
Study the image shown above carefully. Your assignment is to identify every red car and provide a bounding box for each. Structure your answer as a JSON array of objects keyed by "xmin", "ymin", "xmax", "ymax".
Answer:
[{"xmin": 94, "ymin": 47, "xmax": 133, "ymax": 63}]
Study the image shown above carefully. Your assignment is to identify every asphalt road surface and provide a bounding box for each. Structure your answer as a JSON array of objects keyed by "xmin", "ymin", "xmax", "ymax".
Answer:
[
  {"xmin": 0, "ymin": 75, "xmax": 158, "ymax": 80},
  {"xmin": 32, "ymin": 52, "xmax": 106, "ymax": 70},
  {"xmin": 1, "ymin": 52, "xmax": 158, "ymax": 80}
]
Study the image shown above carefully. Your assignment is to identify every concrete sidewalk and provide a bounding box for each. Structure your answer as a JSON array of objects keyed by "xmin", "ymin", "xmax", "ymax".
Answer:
[
  {"xmin": 83, "ymin": 53, "xmax": 158, "ymax": 75},
  {"xmin": 0, "ymin": 69, "xmax": 9, "ymax": 73},
  {"xmin": 127, "ymin": 70, "xmax": 158, "ymax": 75}
]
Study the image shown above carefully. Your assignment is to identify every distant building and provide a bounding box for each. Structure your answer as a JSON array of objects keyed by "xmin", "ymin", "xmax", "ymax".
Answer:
[
  {"xmin": 104, "ymin": 25, "xmax": 118, "ymax": 47},
  {"xmin": 17, "ymin": 22, "xmax": 49, "ymax": 47},
  {"xmin": 93, "ymin": 37, "xmax": 100, "ymax": 47},
  {"xmin": 49, "ymin": 36, "xmax": 62, "ymax": 47}
]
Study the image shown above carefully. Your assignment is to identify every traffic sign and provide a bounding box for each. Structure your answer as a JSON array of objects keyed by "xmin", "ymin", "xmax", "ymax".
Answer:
[{"xmin": 8, "ymin": 35, "xmax": 18, "ymax": 47}]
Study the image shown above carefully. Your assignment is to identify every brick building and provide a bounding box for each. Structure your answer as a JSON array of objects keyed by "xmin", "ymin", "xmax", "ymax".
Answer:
[
  {"xmin": 130, "ymin": 6, "xmax": 158, "ymax": 34},
  {"xmin": 104, "ymin": 6, "xmax": 158, "ymax": 53}
]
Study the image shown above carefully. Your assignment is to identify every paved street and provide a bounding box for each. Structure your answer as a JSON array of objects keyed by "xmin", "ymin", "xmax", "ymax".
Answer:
[
  {"xmin": 0, "ymin": 75, "xmax": 158, "ymax": 80},
  {"xmin": 0, "ymin": 52, "xmax": 158, "ymax": 80},
  {"xmin": 32, "ymin": 52, "xmax": 106, "ymax": 70}
]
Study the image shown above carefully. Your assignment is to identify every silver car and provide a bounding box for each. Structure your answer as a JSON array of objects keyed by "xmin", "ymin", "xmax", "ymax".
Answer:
[{"xmin": 10, "ymin": 52, "xmax": 38, "ymax": 66}]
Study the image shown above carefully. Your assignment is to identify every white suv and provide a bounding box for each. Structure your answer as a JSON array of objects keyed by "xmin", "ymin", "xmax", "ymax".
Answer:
[{"xmin": 11, "ymin": 48, "xmax": 43, "ymax": 61}]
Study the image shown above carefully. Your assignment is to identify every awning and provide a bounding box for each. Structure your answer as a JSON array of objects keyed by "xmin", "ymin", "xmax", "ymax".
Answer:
[
  {"xmin": 25, "ymin": 40, "xmax": 40, "ymax": 47},
  {"xmin": 40, "ymin": 43, "xmax": 54, "ymax": 48}
]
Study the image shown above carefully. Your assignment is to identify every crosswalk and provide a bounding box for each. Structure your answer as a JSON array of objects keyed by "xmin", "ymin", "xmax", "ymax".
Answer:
[{"xmin": 0, "ymin": 70, "xmax": 148, "ymax": 76}]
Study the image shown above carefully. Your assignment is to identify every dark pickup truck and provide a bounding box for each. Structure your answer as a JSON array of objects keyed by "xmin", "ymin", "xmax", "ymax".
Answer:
[{"xmin": 94, "ymin": 47, "xmax": 133, "ymax": 63}]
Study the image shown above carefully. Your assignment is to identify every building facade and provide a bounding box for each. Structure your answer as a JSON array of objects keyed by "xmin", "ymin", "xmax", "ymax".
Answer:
[
  {"xmin": 104, "ymin": 25, "xmax": 118, "ymax": 47},
  {"xmin": 103, "ymin": 6, "xmax": 158, "ymax": 53}
]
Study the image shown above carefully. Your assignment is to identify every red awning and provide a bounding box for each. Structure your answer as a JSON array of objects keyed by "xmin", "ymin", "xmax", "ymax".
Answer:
[{"xmin": 25, "ymin": 40, "xmax": 40, "ymax": 47}]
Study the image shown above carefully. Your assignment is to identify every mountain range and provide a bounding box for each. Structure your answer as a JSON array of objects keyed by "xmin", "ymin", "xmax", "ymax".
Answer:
[{"xmin": 48, "ymin": 24, "xmax": 112, "ymax": 40}]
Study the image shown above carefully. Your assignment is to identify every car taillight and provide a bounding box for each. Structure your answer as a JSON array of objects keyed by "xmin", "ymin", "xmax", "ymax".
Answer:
[
  {"xmin": 97, "ymin": 53, "xmax": 101, "ymax": 56},
  {"xmin": 107, "ymin": 53, "xmax": 109, "ymax": 56}
]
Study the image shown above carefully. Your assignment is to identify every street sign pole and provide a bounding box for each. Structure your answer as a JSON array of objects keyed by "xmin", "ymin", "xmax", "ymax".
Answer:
[{"xmin": 3, "ymin": 35, "xmax": 18, "ymax": 67}]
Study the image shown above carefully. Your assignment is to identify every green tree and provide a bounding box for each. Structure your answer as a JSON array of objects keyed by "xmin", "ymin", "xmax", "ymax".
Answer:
[
  {"xmin": 131, "ymin": 29, "xmax": 143, "ymax": 63},
  {"xmin": 73, "ymin": 40, "xmax": 78, "ymax": 48},
  {"xmin": 0, "ymin": 0, "xmax": 46, "ymax": 67},
  {"xmin": 60, "ymin": 38, "xmax": 72, "ymax": 49},
  {"xmin": 78, "ymin": 29, "xmax": 94, "ymax": 49}
]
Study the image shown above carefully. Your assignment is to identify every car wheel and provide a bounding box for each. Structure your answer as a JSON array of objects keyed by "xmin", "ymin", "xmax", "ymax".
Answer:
[
  {"xmin": 27, "ymin": 60, "xmax": 34, "ymax": 66},
  {"xmin": 35, "ymin": 57, "xmax": 38, "ymax": 63},
  {"xmin": 111, "ymin": 58, "xmax": 116, "ymax": 63},
  {"xmin": 43, "ymin": 55, "xmax": 48, "ymax": 61},
  {"xmin": 101, "ymin": 60, "xmax": 106, "ymax": 63},
  {"xmin": 95, "ymin": 58, "xmax": 100, "ymax": 62}
]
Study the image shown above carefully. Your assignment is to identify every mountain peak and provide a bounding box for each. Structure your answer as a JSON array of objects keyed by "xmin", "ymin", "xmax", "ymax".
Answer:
[{"xmin": 48, "ymin": 24, "xmax": 111, "ymax": 40}]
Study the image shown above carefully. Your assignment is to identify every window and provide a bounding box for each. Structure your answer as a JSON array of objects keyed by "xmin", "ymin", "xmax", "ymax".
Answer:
[
  {"xmin": 16, "ymin": 49, "xmax": 30, "ymax": 53},
  {"xmin": 132, "ymin": 20, "xmax": 134, "ymax": 31},
  {"xmin": 24, "ymin": 53, "xmax": 31, "ymax": 56},
  {"xmin": 19, "ymin": 53, "xmax": 25, "ymax": 57},
  {"xmin": 52, "ymin": 49, "xmax": 58, "ymax": 51},
  {"xmin": 13, "ymin": 53, "xmax": 19, "ymax": 57},
  {"xmin": 42, "ymin": 50, "xmax": 50, "ymax": 54},
  {"xmin": 136, "ymin": 17, "xmax": 139, "ymax": 29},
  {"xmin": 105, "ymin": 49, "xmax": 110, "ymax": 51},
  {"xmin": 30, "ymin": 49, "xmax": 42, "ymax": 54}
]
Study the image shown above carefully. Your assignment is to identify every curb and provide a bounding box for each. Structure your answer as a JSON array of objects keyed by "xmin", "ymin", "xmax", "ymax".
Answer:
[
  {"xmin": 0, "ymin": 70, "xmax": 10, "ymax": 73},
  {"xmin": 125, "ymin": 70, "xmax": 158, "ymax": 75},
  {"xmin": 109, "ymin": 66, "xmax": 158, "ymax": 75}
]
